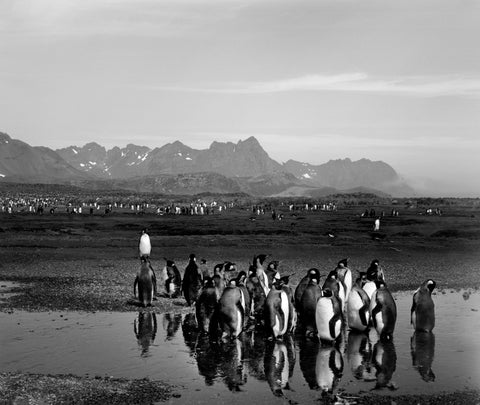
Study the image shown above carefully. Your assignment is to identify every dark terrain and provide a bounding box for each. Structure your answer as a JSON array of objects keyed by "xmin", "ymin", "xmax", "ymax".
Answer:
[{"xmin": 1, "ymin": 199, "xmax": 479, "ymax": 404}]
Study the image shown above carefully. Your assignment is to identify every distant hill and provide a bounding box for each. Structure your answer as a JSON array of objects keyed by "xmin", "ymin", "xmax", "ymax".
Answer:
[
  {"xmin": 0, "ymin": 132, "xmax": 92, "ymax": 183},
  {"xmin": 0, "ymin": 131, "xmax": 415, "ymax": 197}
]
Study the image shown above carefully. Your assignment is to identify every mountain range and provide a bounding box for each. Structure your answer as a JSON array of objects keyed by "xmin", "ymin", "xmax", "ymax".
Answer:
[{"xmin": 0, "ymin": 131, "xmax": 414, "ymax": 197}]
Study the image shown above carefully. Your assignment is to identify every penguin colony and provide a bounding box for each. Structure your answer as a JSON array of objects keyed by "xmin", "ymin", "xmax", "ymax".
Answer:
[{"xmin": 133, "ymin": 229, "xmax": 436, "ymax": 345}]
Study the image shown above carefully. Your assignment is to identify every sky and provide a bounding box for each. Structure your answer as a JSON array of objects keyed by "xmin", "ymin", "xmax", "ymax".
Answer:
[{"xmin": 0, "ymin": 0, "xmax": 479, "ymax": 196}]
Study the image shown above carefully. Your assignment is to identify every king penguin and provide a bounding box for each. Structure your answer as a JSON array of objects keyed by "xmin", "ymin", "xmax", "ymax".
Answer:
[
  {"xmin": 299, "ymin": 269, "xmax": 322, "ymax": 337},
  {"xmin": 316, "ymin": 288, "xmax": 343, "ymax": 343},
  {"xmin": 347, "ymin": 273, "xmax": 371, "ymax": 332},
  {"xmin": 411, "ymin": 279, "xmax": 436, "ymax": 332},
  {"xmin": 370, "ymin": 280, "xmax": 397, "ymax": 340},
  {"xmin": 139, "ymin": 228, "xmax": 151, "ymax": 258},
  {"xmin": 134, "ymin": 256, "xmax": 156, "ymax": 307},
  {"xmin": 265, "ymin": 277, "xmax": 290, "ymax": 339}
]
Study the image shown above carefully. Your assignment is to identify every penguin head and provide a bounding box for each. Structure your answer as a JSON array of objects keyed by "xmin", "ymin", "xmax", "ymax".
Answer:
[
  {"xmin": 203, "ymin": 277, "xmax": 215, "ymax": 288},
  {"xmin": 356, "ymin": 272, "xmax": 367, "ymax": 287},
  {"xmin": 322, "ymin": 288, "xmax": 333, "ymax": 298},
  {"xmin": 337, "ymin": 258, "xmax": 349, "ymax": 268},
  {"xmin": 255, "ymin": 254, "xmax": 268, "ymax": 266},
  {"xmin": 374, "ymin": 279, "xmax": 386, "ymax": 289},
  {"xmin": 267, "ymin": 260, "xmax": 279, "ymax": 270},
  {"xmin": 426, "ymin": 279, "xmax": 436, "ymax": 293},
  {"xmin": 272, "ymin": 277, "xmax": 286, "ymax": 290},
  {"xmin": 214, "ymin": 263, "xmax": 224, "ymax": 274},
  {"xmin": 308, "ymin": 268, "xmax": 321, "ymax": 284},
  {"xmin": 224, "ymin": 262, "xmax": 237, "ymax": 272},
  {"xmin": 236, "ymin": 271, "xmax": 247, "ymax": 285},
  {"xmin": 327, "ymin": 270, "xmax": 338, "ymax": 280},
  {"xmin": 140, "ymin": 256, "xmax": 148, "ymax": 264},
  {"xmin": 189, "ymin": 253, "xmax": 196, "ymax": 261},
  {"xmin": 164, "ymin": 258, "xmax": 175, "ymax": 267},
  {"xmin": 201, "ymin": 258, "xmax": 207, "ymax": 264},
  {"xmin": 141, "ymin": 228, "xmax": 148, "ymax": 235}
]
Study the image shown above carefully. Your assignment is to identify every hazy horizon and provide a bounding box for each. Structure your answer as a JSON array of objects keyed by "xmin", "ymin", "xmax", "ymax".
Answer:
[{"xmin": 1, "ymin": 0, "xmax": 479, "ymax": 197}]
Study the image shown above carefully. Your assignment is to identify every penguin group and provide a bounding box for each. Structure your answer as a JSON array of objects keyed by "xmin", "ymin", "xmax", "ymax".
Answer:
[{"xmin": 132, "ymin": 230, "xmax": 436, "ymax": 350}]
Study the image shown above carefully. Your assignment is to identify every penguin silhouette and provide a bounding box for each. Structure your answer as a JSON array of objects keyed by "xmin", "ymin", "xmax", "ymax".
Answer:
[
  {"xmin": 299, "ymin": 269, "xmax": 322, "ymax": 337},
  {"xmin": 134, "ymin": 256, "xmax": 156, "ymax": 307},
  {"xmin": 295, "ymin": 268, "xmax": 321, "ymax": 310},
  {"xmin": 411, "ymin": 279, "xmax": 436, "ymax": 332},
  {"xmin": 195, "ymin": 277, "xmax": 218, "ymax": 334}
]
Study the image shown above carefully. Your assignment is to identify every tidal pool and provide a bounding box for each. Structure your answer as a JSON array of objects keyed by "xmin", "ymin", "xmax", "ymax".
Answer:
[{"xmin": 1, "ymin": 290, "xmax": 479, "ymax": 404}]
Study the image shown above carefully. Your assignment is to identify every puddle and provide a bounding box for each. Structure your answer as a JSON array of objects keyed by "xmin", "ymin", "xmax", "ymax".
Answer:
[{"xmin": 1, "ymin": 290, "xmax": 479, "ymax": 404}]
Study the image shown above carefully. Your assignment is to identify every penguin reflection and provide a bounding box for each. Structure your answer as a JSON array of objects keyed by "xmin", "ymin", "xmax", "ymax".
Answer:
[
  {"xmin": 299, "ymin": 337, "xmax": 320, "ymax": 389},
  {"xmin": 134, "ymin": 311, "xmax": 157, "ymax": 357},
  {"xmin": 372, "ymin": 339, "xmax": 397, "ymax": 390},
  {"xmin": 264, "ymin": 335, "xmax": 296, "ymax": 397},
  {"xmin": 411, "ymin": 331, "xmax": 436, "ymax": 382},
  {"xmin": 217, "ymin": 337, "xmax": 248, "ymax": 391},
  {"xmin": 162, "ymin": 313, "xmax": 182, "ymax": 341},
  {"xmin": 316, "ymin": 345, "xmax": 344, "ymax": 396},
  {"xmin": 347, "ymin": 331, "xmax": 375, "ymax": 382}
]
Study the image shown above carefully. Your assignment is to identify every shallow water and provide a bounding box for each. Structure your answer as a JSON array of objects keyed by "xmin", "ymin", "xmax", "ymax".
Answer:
[{"xmin": 1, "ymin": 290, "xmax": 479, "ymax": 404}]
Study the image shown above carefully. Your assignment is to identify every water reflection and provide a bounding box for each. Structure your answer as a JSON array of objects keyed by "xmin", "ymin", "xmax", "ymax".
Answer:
[
  {"xmin": 264, "ymin": 336, "xmax": 295, "ymax": 397},
  {"xmin": 133, "ymin": 311, "xmax": 157, "ymax": 357},
  {"xmin": 346, "ymin": 331, "xmax": 375, "ymax": 382},
  {"xmin": 411, "ymin": 331, "xmax": 436, "ymax": 382},
  {"xmin": 315, "ymin": 345, "xmax": 344, "ymax": 396},
  {"xmin": 372, "ymin": 339, "xmax": 397, "ymax": 390},
  {"xmin": 162, "ymin": 313, "xmax": 182, "ymax": 340},
  {"xmin": 298, "ymin": 337, "xmax": 319, "ymax": 389}
]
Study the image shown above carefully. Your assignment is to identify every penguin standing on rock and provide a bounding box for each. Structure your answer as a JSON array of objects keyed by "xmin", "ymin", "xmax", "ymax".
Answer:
[
  {"xmin": 411, "ymin": 279, "xmax": 436, "ymax": 332},
  {"xmin": 370, "ymin": 280, "xmax": 397, "ymax": 341}
]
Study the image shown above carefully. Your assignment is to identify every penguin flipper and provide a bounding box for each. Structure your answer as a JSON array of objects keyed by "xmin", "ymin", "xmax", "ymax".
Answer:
[
  {"xmin": 371, "ymin": 301, "xmax": 382, "ymax": 329},
  {"xmin": 410, "ymin": 296, "xmax": 417, "ymax": 326},
  {"xmin": 359, "ymin": 304, "xmax": 369, "ymax": 327},
  {"xmin": 329, "ymin": 314, "xmax": 341, "ymax": 341}
]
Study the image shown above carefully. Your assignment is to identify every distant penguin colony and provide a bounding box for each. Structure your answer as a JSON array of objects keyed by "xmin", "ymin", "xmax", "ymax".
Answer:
[{"xmin": 131, "ymin": 231, "xmax": 437, "ymax": 348}]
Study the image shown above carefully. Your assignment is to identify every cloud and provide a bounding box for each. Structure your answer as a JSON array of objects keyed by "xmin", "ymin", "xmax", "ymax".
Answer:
[{"xmin": 151, "ymin": 73, "xmax": 480, "ymax": 98}]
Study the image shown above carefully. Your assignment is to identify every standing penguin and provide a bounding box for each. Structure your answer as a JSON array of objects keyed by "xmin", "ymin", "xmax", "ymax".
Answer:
[
  {"xmin": 134, "ymin": 256, "xmax": 157, "ymax": 307},
  {"xmin": 363, "ymin": 259, "xmax": 383, "ymax": 300},
  {"xmin": 182, "ymin": 253, "xmax": 203, "ymax": 306},
  {"xmin": 316, "ymin": 288, "xmax": 343, "ymax": 343},
  {"xmin": 139, "ymin": 228, "xmax": 151, "ymax": 258},
  {"xmin": 295, "ymin": 268, "xmax": 321, "ymax": 310},
  {"xmin": 216, "ymin": 283, "xmax": 245, "ymax": 339},
  {"xmin": 347, "ymin": 273, "xmax": 371, "ymax": 332},
  {"xmin": 195, "ymin": 277, "xmax": 218, "ymax": 334},
  {"xmin": 411, "ymin": 279, "xmax": 436, "ymax": 332},
  {"xmin": 323, "ymin": 270, "xmax": 346, "ymax": 312},
  {"xmin": 299, "ymin": 270, "xmax": 323, "ymax": 337},
  {"xmin": 335, "ymin": 258, "xmax": 353, "ymax": 301},
  {"xmin": 370, "ymin": 280, "xmax": 397, "ymax": 341},
  {"xmin": 164, "ymin": 258, "xmax": 182, "ymax": 298},
  {"xmin": 265, "ymin": 260, "xmax": 281, "ymax": 288},
  {"xmin": 265, "ymin": 278, "xmax": 290, "ymax": 339}
]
